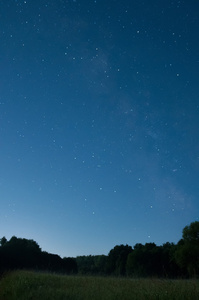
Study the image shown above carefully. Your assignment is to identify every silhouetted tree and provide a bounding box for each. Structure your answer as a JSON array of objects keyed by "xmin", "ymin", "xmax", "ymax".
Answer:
[
  {"xmin": 126, "ymin": 242, "xmax": 177, "ymax": 277},
  {"xmin": 183, "ymin": 221, "xmax": 199, "ymax": 242},
  {"xmin": 126, "ymin": 243, "xmax": 151, "ymax": 277},
  {"xmin": 0, "ymin": 236, "xmax": 41, "ymax": 269},
  {"xmin": 106, "ymin": 244, "xmax": 133, "ymax": 276},
  {"xmin": 76, "ymin": 256, "xmax": 94, "ymax": 274},
  {"xmin": 76, "ymin": 255, "xmax": 107, "ymax": 275},
  {"xmin": 63, "ymin": 257, "xmax": 78, "ymax": 274},
  {"xmin": 94, "ymin": 255, "xmax": 107, "ymax": 274},
  {"xmin": 0, "ymin": 236, "xmax": 78, "ymax": 274},
  {"xmin": 0, "ymin": 237, "xmax": 7, "ymax": 247},
  {"xmin": 1, "ymin": 221, "xmax": 199, "ymax": 278},
  {"xmin": 160, "ymin": 242, "xmax": 180, "ymax": 277},
  {"xmin": 175, "ymin": 221, "xmax": 199, "ymax": 277},
  {"xmin": 40, "ymin": 252, "xmax": 63, "ymax": 271}
]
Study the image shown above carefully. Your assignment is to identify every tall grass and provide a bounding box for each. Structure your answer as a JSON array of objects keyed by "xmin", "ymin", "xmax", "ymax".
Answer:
[{"xmin": 0, "ymin": 270, "xmax": 198, "ymax": 300}]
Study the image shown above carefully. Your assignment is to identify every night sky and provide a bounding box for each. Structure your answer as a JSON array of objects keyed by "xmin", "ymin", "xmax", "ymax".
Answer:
[{"xmin": 1, "ymin": 0, "xmax": 199, "ymax": 257}]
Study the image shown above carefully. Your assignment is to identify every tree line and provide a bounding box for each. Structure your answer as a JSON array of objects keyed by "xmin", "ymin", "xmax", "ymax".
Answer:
[
  {"xmin": 0, "ymin": 236, "xmax": 77, "ymax": 275},
  {"xmin": 1, "ymin": 221, "xmax": 199, "ymax": 278}
]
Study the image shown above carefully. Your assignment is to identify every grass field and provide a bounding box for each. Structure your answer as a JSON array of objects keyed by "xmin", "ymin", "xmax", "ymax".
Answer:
[{"xmin": 0, "ymin": 270, "xmax": 199, "ymax": 300}]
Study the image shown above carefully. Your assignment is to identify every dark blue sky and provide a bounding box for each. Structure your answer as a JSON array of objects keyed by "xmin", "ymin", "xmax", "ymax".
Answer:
[{"xmin": 1, "ymin": 0, "xmax": 199, "ymax": 257}]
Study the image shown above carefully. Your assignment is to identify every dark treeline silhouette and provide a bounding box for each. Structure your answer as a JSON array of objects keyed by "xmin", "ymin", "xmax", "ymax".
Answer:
[
  {"xmin": 0, "ymin": 236, "xmax": 77, "ymax": 275},
  {"xmin": 1, "ymin": 221, "xmax": 199, "ymax": 278}
]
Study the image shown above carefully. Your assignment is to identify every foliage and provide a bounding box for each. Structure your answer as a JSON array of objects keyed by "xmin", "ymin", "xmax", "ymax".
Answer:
[
  {"xmin": 127, "ymin": 243, "xmax": 157, "ymax": 277},
  {"xmin": 106, "ymin": 244, "xmax": 133, "ymax": 276},
  {"xmin": 175, "ymin": 221, "xmax": 199, "ymax": 277},
  {"xmin": 0, "ymin": 236, "xmax": 77, "ymax": 275},
  {"xmin": 0, "ymin": 237, "xmax": 7, "ymax": 247},
  {"xmin": 1, "ymin": 221, "xmax": 199, "ymax": 278},
  {"xmin": 76, "ymin": 255, "xmax": 107, "ymax": 275},
  {"xmin": 183, "ymin": 221, "xmax": 199, "ymax": 242},
  {"xmin": 126, "ymin": 242, "xmax": 180, "ymax": 278}
]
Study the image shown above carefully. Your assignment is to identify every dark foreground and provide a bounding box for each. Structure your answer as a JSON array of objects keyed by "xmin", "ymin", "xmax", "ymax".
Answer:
[{"xmin": 0, "ymin": 270, "xmax": 199, "ymax": 300}]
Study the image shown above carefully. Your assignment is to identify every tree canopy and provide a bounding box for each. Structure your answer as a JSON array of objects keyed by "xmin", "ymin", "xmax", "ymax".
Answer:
[
  {"xmin": 175, "ymin": 221, "xmax": 199, "ymax": 277},
  {"xmin": 1, "ymin": 221, "xmax": 199, "ymax": 278}
]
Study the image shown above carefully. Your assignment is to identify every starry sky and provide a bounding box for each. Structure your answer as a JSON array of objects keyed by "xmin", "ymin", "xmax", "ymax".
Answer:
[{"xmin": 1, "ymin": 0, "xmax": 199, "ymax": 257}]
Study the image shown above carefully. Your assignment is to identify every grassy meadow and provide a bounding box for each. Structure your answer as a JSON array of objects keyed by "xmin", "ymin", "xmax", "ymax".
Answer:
[{"xmin": 0, "ymin": 270, "xmax": 199, "ymax": 300}]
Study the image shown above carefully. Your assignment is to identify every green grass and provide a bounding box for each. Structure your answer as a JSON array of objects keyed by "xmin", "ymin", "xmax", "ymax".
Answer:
[{"xmin": 0, "ymin": 270, "xmax": 199, "ymax": 300}]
